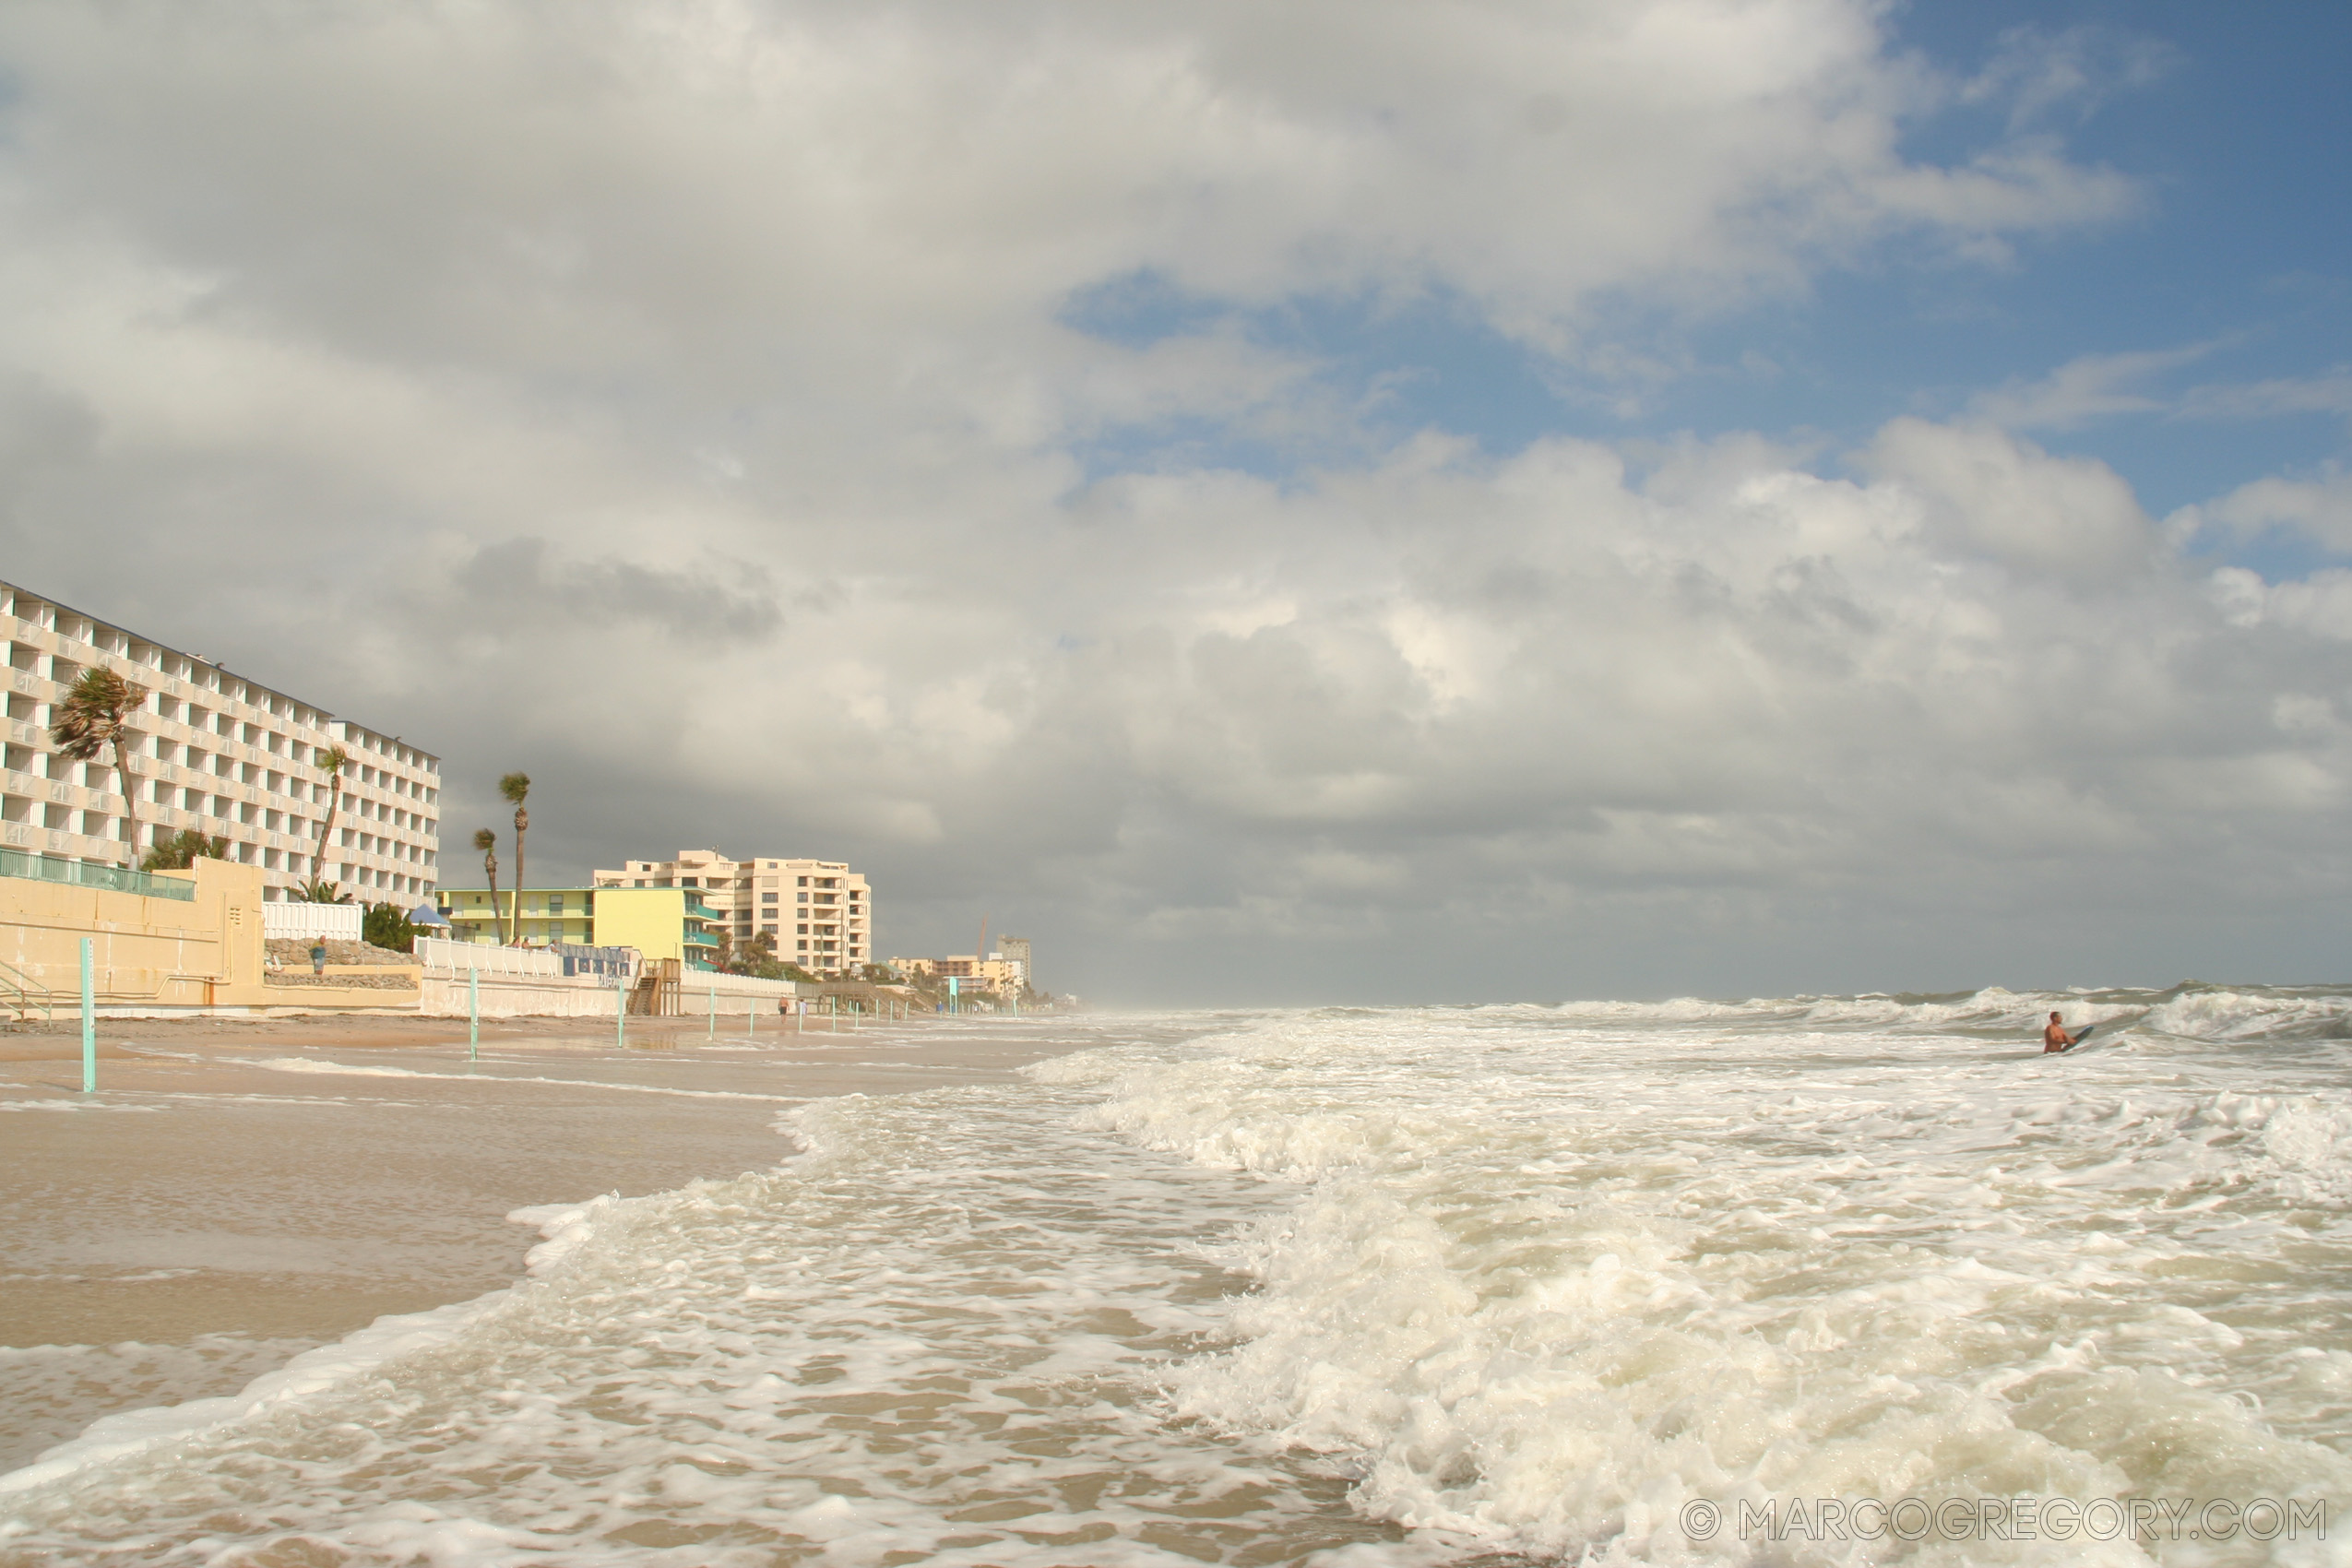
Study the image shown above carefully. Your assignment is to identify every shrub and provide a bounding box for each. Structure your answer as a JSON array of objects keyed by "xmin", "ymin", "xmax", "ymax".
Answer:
[
  {"xmin": 141, "ymin": 830, "xmax": 228, "ymax": 872},
  {"xmin": 362, "ymin": 902, "xmax": 418, "ymax": 953}
]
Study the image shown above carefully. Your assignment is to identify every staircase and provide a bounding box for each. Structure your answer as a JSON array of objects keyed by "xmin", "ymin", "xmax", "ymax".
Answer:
[
  {"xmin": 0, "ymin": 956, "xmax": 54, "ymax": 1023},
  {"xmin": 627, "ymin": 958, "xmax": 683, "ymax": 1016}
]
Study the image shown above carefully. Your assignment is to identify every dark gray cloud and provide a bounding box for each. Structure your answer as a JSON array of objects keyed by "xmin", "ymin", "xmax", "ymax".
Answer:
[{"xmin": 451, "ymin": 539, "xmax": 782, "ymax": 647}]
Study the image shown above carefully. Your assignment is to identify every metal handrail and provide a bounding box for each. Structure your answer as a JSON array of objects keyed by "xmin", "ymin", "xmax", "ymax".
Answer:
[
  {"xmin": 0, "ymin": 954, "xmax": 54, "ymax": 1022},
  {"xmin": 0, "ymin": 849, "xmax": 198, "ymax": 902}
]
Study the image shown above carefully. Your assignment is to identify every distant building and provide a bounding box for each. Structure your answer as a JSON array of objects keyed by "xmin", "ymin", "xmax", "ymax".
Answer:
[
  {"xmin": 998, "ymin": 937, "xmax": 1031, "ymax": 989},
  {"xmin": 3, "ymin": 576, "xmax": 440, "ymax": 902},
  {"xmin": 592, "ymin": 850, "xmax": 871, "ymax": 971},
  {"xmin": 889, "ymin": 953, "xmax": 1025, "ymax": 993},
  {"xmin": 434, "ymin": 884, "xmax": 723, "ymax": 968}
]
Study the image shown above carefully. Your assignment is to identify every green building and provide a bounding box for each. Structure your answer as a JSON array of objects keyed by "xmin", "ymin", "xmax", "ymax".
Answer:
[{"xmin": 434, "ymin": 885, "xmax": 723, "ymax": 968}]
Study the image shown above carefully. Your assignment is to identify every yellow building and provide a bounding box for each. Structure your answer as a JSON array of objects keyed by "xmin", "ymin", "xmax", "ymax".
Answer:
[
  {"xmin": 438, "ymin": 885, "xmax": 596, "ymax": 946},
  {"xmin": 434, "ymin": 885, "xmax": 722, "ymax": 968}
]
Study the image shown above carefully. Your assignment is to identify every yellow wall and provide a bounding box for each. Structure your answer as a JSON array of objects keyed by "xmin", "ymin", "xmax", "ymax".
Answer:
[
  {"xmin": 436, "ymin": 887, "xmax": 595, "ymax": 946},
  {"xmin": 0, "ymin": 858, "xmax": 420, "ymax": 1014},
  {"xmin": 588, "ymin": 887, "xmax": 694, "ymax": 964}
]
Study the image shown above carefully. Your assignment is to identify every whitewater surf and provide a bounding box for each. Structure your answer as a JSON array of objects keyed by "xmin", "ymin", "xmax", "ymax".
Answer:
[{"xmin": 4, "ymin": 983, "xmax": 2346, "ymax": 1565}]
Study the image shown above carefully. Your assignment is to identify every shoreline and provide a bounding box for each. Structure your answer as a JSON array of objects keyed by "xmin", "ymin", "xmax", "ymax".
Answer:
[
  {"xmin": 0, "ymin": 1011, "xmax": 1091, "ymax": 1472},
  {"xmin": 0, "ymin": 1006, "xmax": 968, "ymax": 1058}
]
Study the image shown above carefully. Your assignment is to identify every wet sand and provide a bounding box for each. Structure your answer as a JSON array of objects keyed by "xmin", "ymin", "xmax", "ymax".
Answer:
[{"xmin": 0, "ymin": 1011, "xmax": 1084, "ymax": 1472}]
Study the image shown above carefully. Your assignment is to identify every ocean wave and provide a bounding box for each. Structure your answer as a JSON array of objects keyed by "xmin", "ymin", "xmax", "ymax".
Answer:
[
  {"xmin": 0, "ymin": 1075, "xmax": 1410, "ymax": 1566},
  {"xmin": 1077, "ymin": 1003, "xmax": 2352, "ymax": 1561},
  {"xmin": 2140, "ymin": 987, "xmax": 2352, "ymax": 1041},
  {"xmin": 1521, "ymin": 980, "xmax": 2352, "ymax": 1045}
]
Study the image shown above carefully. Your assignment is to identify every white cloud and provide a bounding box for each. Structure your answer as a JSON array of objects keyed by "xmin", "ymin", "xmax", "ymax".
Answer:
[
  {"xmin": 1858, "ymin": 418, "xmax": 2150, "ymax": 572},
  {"xmin": 1965, "ymin": 350, "xmax": 2352, "ymax": 438},
  {"xmin": 1956, "ymin": 24, "xmax": 2178, "ymax": 133},
  {"xmin": 2177, "ymin": 470, "xmax": 2352, "ymax": 551},
  {"xmin": 1970, "ymin": 344, "xmax": 2215, "ymax": 431},
  {"xmin": 2180, "ymin": 369, "xmax": 2352, "ymax": 422},
  {"xmin": 0, "ymin": 0, "xmax": 2139, "ymax": 375},
  {"xmin": 0, "ymin": 0, "xmax": 2336, "ymax": 999}
]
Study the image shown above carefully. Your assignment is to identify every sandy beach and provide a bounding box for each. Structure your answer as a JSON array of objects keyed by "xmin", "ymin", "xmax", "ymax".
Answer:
[{"xmin": 0, "ymin": 1010, "xmax": 1080, "ymax": 1474}]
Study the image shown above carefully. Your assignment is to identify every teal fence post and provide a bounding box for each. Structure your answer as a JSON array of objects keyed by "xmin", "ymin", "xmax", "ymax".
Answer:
[
  {"xmin": 617, "ymin": 974, "xmax": 627, "ymax": 1050},
  {"xmin": 469, "ymin": 967, "xmax": 479, "ymax": 1064},
  {"xmin": 80, "ymin": 937, "xmax": 95, "ymax": 1094}
]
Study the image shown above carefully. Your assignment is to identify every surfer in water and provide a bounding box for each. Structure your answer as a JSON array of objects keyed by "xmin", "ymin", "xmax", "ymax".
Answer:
[{"xmin": 2043, "ymin": 1011, "xmax": 2088, "ymax": 1053}]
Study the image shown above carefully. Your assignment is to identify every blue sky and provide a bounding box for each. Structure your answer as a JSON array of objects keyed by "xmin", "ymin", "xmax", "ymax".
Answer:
[{"xmin": 1068, "ymin": 3, "xmax": 2352, "ymax": 536}]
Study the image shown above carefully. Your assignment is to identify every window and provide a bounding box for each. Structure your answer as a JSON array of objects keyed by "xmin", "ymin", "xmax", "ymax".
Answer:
[
  {"xmin": 796, "ymin": 923, "xmax": 807, "ymax": 934},
  {"xmin": 797, "ymin": 891, "xmax": 808, "ymax": 903},
  {"xmin": 761, "ymin": 893, "xmax": 778, "ymax": 903},
  {"xmin": 797, "ymin": 938, "xmax": 809, "ymax": 949},
  {"xmin": 681, "ymin": 877, "xmax": 697, "ymax": 887},
  {"xmin": 797, "ymin": 875, "xmax": 808, "ymax": 886}
]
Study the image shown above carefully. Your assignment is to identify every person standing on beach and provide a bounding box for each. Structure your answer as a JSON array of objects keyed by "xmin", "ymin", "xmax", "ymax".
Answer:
[
  {"xmin": 310, "ymin": 939, "xmax": 327, "ymax": 976},
  {"xmin": 2043, "ymin": 1011, "xmax": 2085, "ymax": 1053}
]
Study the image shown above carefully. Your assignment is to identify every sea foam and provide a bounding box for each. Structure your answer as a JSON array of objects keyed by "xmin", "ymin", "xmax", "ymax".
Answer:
[
  {"xmin": 1068, "ymin": 994, "xmax": 2352, "ymax": 1562},
  {"xmin": 7, "ymin": 992, "xmax": 2347, "ymax": 1565}
]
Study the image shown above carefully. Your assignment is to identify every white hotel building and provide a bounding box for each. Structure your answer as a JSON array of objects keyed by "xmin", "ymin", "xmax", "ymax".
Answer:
[{"xmin": 2, "ymin": 578, "xmax": 440, "ymax": 902}]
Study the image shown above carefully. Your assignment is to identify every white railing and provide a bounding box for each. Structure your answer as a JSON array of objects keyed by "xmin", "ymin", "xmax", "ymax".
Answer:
[
  {"xmin": 684, "ymin": 972, "xmax": 802, "ymax": 1000},
  {"xmin": 262, "ymin": 902, "xmax": 365, "ymax": 942},
  {"xmin": 415, "ymin": 935, "xmax": 566, "ymax": 978}
]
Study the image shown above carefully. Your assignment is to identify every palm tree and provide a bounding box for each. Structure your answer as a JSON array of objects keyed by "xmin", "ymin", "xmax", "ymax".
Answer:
[
  {"xmin": 474, "ymin": 827, "xmax": 501, "ymax": 943},
  {"xmin": 499, "ymin": 771, "xmax": 529, "ymax": 944},
  {"xmin": 50, "ymin": 666, "xmax": 148, "ymax": 869},
  {"xmin": 309, "ymin": 743, "xmax": 350, "ymax": 900},
  {"xmin": 141, "ymin": 828, "xmax": 227, "ymax": 873}
]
